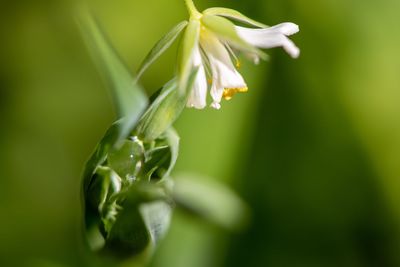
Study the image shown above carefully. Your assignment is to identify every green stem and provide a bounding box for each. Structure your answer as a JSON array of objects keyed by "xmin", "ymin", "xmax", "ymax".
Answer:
[{"xmin": 184, "ymin": 0, "xmax": 201, "ymax": 19}]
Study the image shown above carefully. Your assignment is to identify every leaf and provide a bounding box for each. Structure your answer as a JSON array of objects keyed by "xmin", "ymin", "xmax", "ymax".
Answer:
[
  {"xmin": 78, "ymin": 12, "xmax": 148, "ymax": 142},
  {"xmin": 201, "ymin": 15, "xmax": 267, "ymax": 60},
  {"xmin": 136, "ymin": 21, "xmax": 188, "ymax": 81},
  {"xmin": 173, "ymin": 174, "xmax": 250, "ymax": 230},
  {"xmin": 178, "ymin": 19, "xmax": 200, "ymax": 93},
  {"xmin": 203, "ymin": 7, "xmax": 268, "ymax": 28}
]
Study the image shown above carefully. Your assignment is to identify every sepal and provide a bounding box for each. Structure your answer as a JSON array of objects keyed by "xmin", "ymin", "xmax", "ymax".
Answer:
[
  {"xmin": 203, "ymin": 7, "xmax": 267, "ymax": 28},
  {"xmin": 136, "ymin": 21, "xmax": 188, "ymax": 80}
]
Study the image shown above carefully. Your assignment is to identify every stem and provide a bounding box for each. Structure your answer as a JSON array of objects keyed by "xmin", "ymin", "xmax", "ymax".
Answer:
[{"xmin": 184, "ymin": 0, "xmax": 201, "ymax": 19}]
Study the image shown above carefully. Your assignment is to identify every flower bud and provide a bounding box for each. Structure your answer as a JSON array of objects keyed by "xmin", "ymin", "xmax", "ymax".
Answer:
[{"xmin": 83, "ymin": 125, "xmax": 179, "ymax": 261}]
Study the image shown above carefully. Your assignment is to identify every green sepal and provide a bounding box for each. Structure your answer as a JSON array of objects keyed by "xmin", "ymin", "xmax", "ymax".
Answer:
[
  {"xmin": 201, "ymin": 15, "xmax": 268, "ymax": 60},
  {"xmin": 82, "ymin": 123, "xmax": 121, "ymax": 253},
  {"xmin": 163, "ymin": 128, "xmax": 179, "ymax": 179},
  {"xmin": 83, "ymin": 121, "xmax": 121, "ymax": 193},
  {"xmin": 136, "ymin": 68, "xmax": 198, "ymax": 142},
  {"xmin": 203, "ymin": 7, "xmax": 268, "ymax": 28},
  {"xmin": 136, "ymin": 20, "xmax": 188, "ymax": 81},
  {"xmin": 78, "ymin": 12, "xmax": 148, "ymax": 142},
  {"xmin": 139, "ymin": 128, "xmax": 179, "ymax": 181},
  {"xmin": 141, "ymin": 145, "xmax": 170, "ymax": 181},
  {"xmin": 84, "ymin": 165, "xmax": 122, "ymax": 252},
  {"xmin": 178, "ymin": 19, "xmax": 200, "ymax": 93},
  {"xmin": 100, "ymin": 181, "xmax": 173, "ymax": 260}
]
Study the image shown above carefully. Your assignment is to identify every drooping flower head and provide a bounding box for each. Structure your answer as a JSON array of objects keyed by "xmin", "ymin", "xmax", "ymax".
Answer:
[{"xmin": 137, "ymin": 0, "xmax": 300, "ymax": 110}]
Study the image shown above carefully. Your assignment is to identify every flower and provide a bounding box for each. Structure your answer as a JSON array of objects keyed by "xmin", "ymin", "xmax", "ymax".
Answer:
[{"xmin": 181, "ymin": 0, "xmax": 300, "ymax": 109}]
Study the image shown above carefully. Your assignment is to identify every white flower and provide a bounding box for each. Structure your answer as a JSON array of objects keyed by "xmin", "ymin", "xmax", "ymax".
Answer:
[
  {"xmin": 179, "ymin": 1, "xmax": 300, "ymax": 109},
  {"xmin": 195, "ymin": 28, "xmax": 247, "ymax": 109},
  {"xmin": 136, "ymin": 1, "xmax": 300, "ymax": 110}
]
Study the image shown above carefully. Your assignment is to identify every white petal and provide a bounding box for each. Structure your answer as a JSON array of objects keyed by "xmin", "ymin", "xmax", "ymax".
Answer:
[
  {"xmin": 187, "ymin": 66, "xmax": 207, "ymax": 109},
  {"xmin": 186, "ymin": 44, "xmax": 208, "ymax": 109},
  {"xmin": 208, "ymin": 57, "xmax": 247, "ymax": 107},
  {"xmin": 235, "ymin": 23, "xmax": 300, "ymax": 58},
  {"xmin": 267, "ymin": 22, "xmax": 299, "ymax": 36},
  {"xmin": 200, "ymin": 29, "xmax": 247, "ymax": 108},
  {"xmin": 252, "ymin": 34, "xmax": 299, "ymax": 58},
  {"xmin": 210, "ymin": 102, "xmax": 221, "ymax": 110}
]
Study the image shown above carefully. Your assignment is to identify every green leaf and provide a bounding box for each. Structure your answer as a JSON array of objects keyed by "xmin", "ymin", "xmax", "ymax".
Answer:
[
  {"xmin": 178, "ymin": 19, "xmax": 200, "ymax": 93},
  {"xmin": 136, "ymin": 21, "xmax": 188, "ymax": 81},
  {"xmin": 201, "ymin": 15, "xmax": 267, "ymax": 60},
  {"xmin": 173, "ymin": 174, "xmax": 250, "ymax": 230},
  {"xmin": 78, "ymin": 12, "xmax": 148, "ymax": 141},
  {"xmin": 203, "ymin": 7, "xmax": 268, "ymax": 28}
]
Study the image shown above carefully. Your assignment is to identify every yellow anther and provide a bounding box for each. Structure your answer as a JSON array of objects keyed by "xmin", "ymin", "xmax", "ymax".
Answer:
[
  {"xmin": 222, "ymin": 87, "xmax": 248, "ymax": 100},
  {"xmin": 236, "ymin": 60, "xmax": 241, "ymax": 69}
]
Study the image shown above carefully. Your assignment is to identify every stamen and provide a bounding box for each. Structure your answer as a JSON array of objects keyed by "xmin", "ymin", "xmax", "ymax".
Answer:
[
  {"xmin": 236, "ymin": 60, "xmax": 241, "ymax": 69},
  {"xmin": 223, "ymin": 87, "xmax": 248, "ymax": 100},
  {"xmin": 224, "ymin": 43, "xmax": 241, "ymax": 69},
  {"xmin": 199, "ymin": 45, "xmax": 212, "ymax": 78}
]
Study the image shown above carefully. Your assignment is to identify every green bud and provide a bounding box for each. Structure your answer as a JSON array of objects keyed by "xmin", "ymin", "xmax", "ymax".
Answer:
[{"xmin": 83, "ymin": 124, "xmax": 179, "ymax": 261}]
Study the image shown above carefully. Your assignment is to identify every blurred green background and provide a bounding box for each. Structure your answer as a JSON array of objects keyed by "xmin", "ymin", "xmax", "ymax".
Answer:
[{"xmin": 1, "ymin": 0, "xmax": 400, "ymax": 266}]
